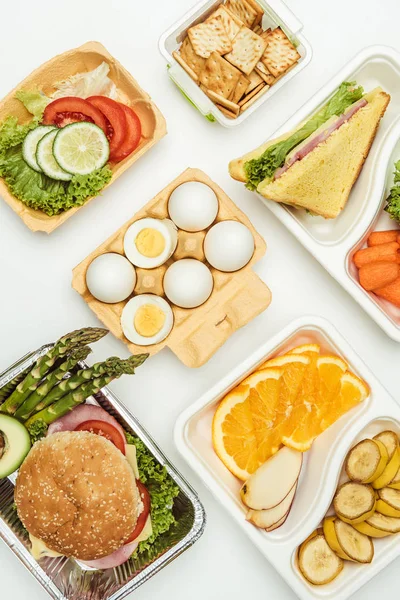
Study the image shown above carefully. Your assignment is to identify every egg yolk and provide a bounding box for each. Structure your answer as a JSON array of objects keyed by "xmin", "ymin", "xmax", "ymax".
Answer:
[
  {"xmin": 135, "ymin": 228, "xmax": 165, "ymax": 258},
  {"xmin": 134, "ymin": 304, "xmax": 166, "ymax": 337}
]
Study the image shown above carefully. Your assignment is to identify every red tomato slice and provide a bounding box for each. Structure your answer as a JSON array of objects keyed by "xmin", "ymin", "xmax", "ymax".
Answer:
[
  {"xmin": 74, "ymin": 419, "xmax": 126, "ymax": 454},
  {"xmin": 110, "ymin": 103, "xmax": 142, "ymax": 162},
  {"xmin": 87, "ymin": 96, "xmax": 127, "ymax": 160},
  {"xmin": 42, "ymin": 97, "xmax": 108, "ymax": 134},
  {"xmin": 126, "ymin": 480, "xmax": 151, "ymax": 543}
]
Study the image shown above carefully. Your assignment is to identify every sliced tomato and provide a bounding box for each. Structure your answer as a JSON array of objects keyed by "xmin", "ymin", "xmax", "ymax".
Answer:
[
  {"xmin": 109, "ymin": 103, "xmax": 142, "ymax": 162},
  {"xmin": 126, "ymin": 480, "xmax": 151, "ymax": 543},
  {"xmin": 87, "ymin": 96, "xmax": 127, "ymax": 160},
  {"xmin": 74, "ymin": 419, "xmax": 126, "ymax": 454},
  {"xmin": 42, "ymin": 97, "xmax": 108, "ymax": 134}
]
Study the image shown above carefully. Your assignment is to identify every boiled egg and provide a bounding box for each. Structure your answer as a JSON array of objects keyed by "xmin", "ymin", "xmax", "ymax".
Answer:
[
  {"xmin": 163, "ymin": 259, "xmax": 213, "ymax": 308},
  {"xmin": 85, "ymin": 253, "xmax": 136, "ymax": 303},
  {"xmin": 124, "ymin": 218, "xmax": 178, "ymax": 268},
  {"xmin": 120, "ymin": 295, "xmax": 173, "ymax": 345},
  {"xmin": 168, "ymin": 182, "xmax": 219, "ymax": 232},
  {"xmin": 204, "ymin": 220, "xmax": 255, "ymax": 272}
]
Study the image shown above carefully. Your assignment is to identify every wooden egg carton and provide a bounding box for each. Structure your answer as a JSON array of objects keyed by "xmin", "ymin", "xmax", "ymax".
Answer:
[
  {"xmin": 0, "ymin": 41, "xmax": 166, "ymax": 233},
  {"xmin": 72, "ymin": 168, "xmax": 272, "ymax": 367}
]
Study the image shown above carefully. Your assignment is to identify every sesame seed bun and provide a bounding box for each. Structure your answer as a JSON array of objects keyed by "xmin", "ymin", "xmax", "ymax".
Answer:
[{"xmin": 15, "ymin": 431, "xmax": 140, "ymax": 560}]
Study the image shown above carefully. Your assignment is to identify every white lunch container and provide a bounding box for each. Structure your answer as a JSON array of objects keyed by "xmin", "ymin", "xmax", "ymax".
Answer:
[
  {"xmin": 174, "ymin": 315, "xmax": 400, "ymax": 600},
  {"xmin": 244, "ymin": 45, "xmax": 400, "ymax": 341},
  {"xmin": 159, "ymin": 0, "xmax": 312, "ymax": 127}
]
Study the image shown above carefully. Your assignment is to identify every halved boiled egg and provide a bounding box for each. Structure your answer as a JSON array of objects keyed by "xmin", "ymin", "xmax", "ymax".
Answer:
[
  {"xmin": 124, "ymin": 218, "xmax": 178, "ymax": 269},
  {"xmin": 120, "ymin": 295, "xmax": 174, "ymax": 346}
]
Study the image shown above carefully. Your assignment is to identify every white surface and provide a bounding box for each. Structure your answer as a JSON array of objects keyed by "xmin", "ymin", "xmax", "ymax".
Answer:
[{"xmin": 0, "ymin": 1, "xmax": 399, "ymax": 599}]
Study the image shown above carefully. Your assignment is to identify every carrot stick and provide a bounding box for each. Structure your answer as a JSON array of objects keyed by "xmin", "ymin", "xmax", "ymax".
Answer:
[
  {"xmin": 354, "ymin": 242, "xmax": 400, "ymax": 268},
  {"xmin": 368, "ymin": 230, "xmax": 400, "ymax": 246},
  {"xmin": 359, "ymin": 262, "xmax": 400, "ymax": 291},
  {"xmin": 375, "ymin": 277, "xmax": 400, "ymax": 308}
]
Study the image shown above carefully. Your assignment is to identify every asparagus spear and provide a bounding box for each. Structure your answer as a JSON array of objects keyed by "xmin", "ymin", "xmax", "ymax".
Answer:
[
  {"xmin": 15, "ymin": 346, "xmax": 92, "ymax": 421},
  {"xmin": 25, "ymin": 354, "xmax": 148, "ymax": 432},
  {"xmin": 0, "ymin": 327, "xmax": 107, "ymax": 415}
]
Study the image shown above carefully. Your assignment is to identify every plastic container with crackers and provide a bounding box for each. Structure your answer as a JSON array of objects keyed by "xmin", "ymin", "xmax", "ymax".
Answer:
[
  {"xmin": 72, "ymin": 168, "xmax": 272, "ymax": 367},
  {"xmin": 159, "ymin": 0, "xmax": 312, "ymax": 126}
]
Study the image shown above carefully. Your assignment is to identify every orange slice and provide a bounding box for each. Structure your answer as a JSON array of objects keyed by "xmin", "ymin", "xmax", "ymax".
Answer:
[
  {"xmin": 212, "ymin": 368, "xmax": 282, "ymax": 480},
  {"xmin": 289, "ymin": 343, "xmax": 320, "ymax": 356},
  {"xmin": 321, "ymin": 372, "xmax": 369, "ymax": 430}
]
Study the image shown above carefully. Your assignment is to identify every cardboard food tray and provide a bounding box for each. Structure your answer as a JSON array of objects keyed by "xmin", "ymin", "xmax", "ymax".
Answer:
[
  {"xmin": 72, "ymin": 168, "xmax": 272, "ymax": 367},
  {"xmin": 0, "ymin": 41, "xmax": 167, "ymax": 233},
  {"xmin": 0, "ymin": 345, "xmax": 205, "ymax": 600},
  {"xmin": 247, "ymin": 45, "xmax": 400, "ymax": 341},
  {"xmin": 174, "ymin": 315, "xmax": 400, "ymax": 600}
]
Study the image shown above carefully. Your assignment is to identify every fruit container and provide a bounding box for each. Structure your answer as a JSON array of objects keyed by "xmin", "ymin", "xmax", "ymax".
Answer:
[
  {"xmin": 0, "ymin": 41, "xmax": 167, "ymax": 233},
  {"xmin": 158, "ymin": 0, "xmax": 312, "ymax": 127},
  {"xmin": 0, "ymin": 344, "xmax": 205, "ymax": 600},
  {"xmin": 72, "ymin": 168, "xmax": 272, "ymax": 367},
  {"xmin": 174, "ymin": 315, "xmax": 400, "ymax": 600},
  {"xmin": 244, "ymin": 45, "xmax": 400, "ymax": 341}
]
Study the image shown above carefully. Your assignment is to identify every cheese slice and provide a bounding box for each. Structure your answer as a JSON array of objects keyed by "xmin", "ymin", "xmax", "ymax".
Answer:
[
  {"xmin": 125, "ymin": 444, "xmax": 140, "ymax": 479},
  {"xmin": 29, "ymin": 534, "xmax": 63, "ymax": 560}
]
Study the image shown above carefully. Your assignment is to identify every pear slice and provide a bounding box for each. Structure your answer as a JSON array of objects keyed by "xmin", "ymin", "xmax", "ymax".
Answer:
[
  {"xmin": 266, "ymin": 511, "xmax": 290, "ymax": 532},
  {"xmin": 373, "ymin": 447, "xmax": 400, "ymax": 489},
  {"xmin": 373, "ymin": 431, "xmax": 399, "ymax": 460},
  {"xmin": 376, "ymin": 487, "xmax": 400, "ymax": 517},
  {"xmin": 345, "ymin": 439, "xmax": 388, "ymax": 483},
  {"xmin": 323, "ymin": 517, "xmax": 354, "ymax": 561},
  {"xmin": 240, "ymin": 446, "xmax": 303, "ymax": 510},
  {"xmin": 333, "ymin": 482, "xmax": 376, "ymax": 524},
  {"xmin": 353, "ymin": 520, "xmax": 392, "ymax": 538},
  {"xmin": 334, "ymin": 519, "xmax": 374, "ymax": 563},
  {"xmin": 246, "ymin": 483, "xmax": 297, "ymax": 529},
  {"xmin": 366, "ymin": 511, "xmax": 400, "ymax": 533},
  {"xmin": 298, "ymin": 533, "xmax": 343, "ymax": 585}
]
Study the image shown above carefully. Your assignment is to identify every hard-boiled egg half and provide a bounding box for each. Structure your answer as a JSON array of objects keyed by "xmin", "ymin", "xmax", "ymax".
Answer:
[
  {"xmin": 121, "ymin": 295, "xmax": 174, "ymax": 345},
  {"xmin": 85, "ymin": 253, "xmax": 136, "ymax": 303},
  {"xmin": 124, "ymin": 218, "xmax": 178, "ymax": 269}
]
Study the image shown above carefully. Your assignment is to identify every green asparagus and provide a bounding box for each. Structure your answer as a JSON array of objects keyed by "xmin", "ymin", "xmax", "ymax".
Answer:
[
  {"xmin": 25, "ymin": 353, "xmax": 148, "ymax": 432},
  {"xmin": 0, "ymin": 327, "xmax": 107, "ymax": 415},
  {"xmin": 15, "ymin": 346, "xmax": 92, "ymax": 421}
]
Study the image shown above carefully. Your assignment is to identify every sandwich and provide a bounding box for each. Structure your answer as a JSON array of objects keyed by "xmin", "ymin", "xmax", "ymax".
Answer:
[{"xmin": 229, "ymin": 82, "xmax": 390, "ymax": 218}]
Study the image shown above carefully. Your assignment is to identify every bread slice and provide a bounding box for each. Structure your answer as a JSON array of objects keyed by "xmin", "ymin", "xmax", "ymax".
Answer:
[{"xmin": 257, "ymin": 89, "xmax": 390, "ymax": 218}]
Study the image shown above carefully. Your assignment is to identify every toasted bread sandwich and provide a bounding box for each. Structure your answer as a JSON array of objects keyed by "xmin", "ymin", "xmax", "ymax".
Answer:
[{"xmin": 229, "ymin": 83, "xmax": 390, "ymax": 219}]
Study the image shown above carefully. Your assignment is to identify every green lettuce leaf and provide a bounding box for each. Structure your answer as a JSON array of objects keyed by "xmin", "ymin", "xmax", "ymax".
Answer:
[
  {"xmin": 385, "ymin": 160, "xmax": 400, "ymax": 224},
  {"xmin": 0, "ymin": 116, "xmax": 38, "ymax": 160},
  {"xmin": 15, "ymin": 89, "xmax": 49, "ymax": 119},
  {"xmin": 125, "ymin": 433, "xmax": 180, "ymax": 557},
  {"xmin": 244, "ymin": 81, "xmax": 365, "ymax": 190}
]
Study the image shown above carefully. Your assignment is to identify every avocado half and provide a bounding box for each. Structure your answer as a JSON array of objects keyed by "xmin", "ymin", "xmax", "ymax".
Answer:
[{"xmin": 0, "ymin": 414, "xmax": 31, "ymax": 478}]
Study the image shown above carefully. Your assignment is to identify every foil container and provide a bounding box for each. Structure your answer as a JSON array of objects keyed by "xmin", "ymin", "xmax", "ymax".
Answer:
[{"xmin": 0, "ymin": 345, "xmax": 206, "ymax": 600}]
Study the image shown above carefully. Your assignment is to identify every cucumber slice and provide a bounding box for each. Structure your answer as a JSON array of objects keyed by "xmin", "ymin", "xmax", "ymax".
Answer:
[
  {"xmin": 36, "ymin": 130, "xmax": 72, "ymax": 181},
  {"xmin": 53, "ymin": 122, "xmax": 109, "ymax": 176},
  {"xmin": 22, "ymin": 125, "xmax": 55, "ymax": 172},
  {"xmin": 0, "ymin": 414, "xmax": 31, "ymax": 478}
]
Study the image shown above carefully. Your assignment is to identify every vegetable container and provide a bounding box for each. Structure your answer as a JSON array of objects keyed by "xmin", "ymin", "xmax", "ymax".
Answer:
[
  {"xmin": 158, "ymin": 0, "xmax": 312, "ymax": 127},
  {"xmin": 0, "ymin": 41, "xmax": 166, "ymax": 233},
  {"xmin": 251, "ymin": 45, "xmax": 400, "ymax": 342},
  {"xmin": 174, "ymin": 315, "xmax": 400, "ymax": 600},
  {"xmin": 0, "ymin": 346, "xmax": 205, "ymax": 600}
]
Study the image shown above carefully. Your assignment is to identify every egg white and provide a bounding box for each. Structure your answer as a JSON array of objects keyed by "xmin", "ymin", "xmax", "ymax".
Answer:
[
  {"xmin": 86, "ymin": 253, "xmax": 136, "ymax": 303},
  {"xmin": 204, "ymin": 221, "xmax": 255, "ymax": 272},
  {"xmin": 168, "ymin": 182, "xmax": 219, "ymax": 232},
  {"xmin": 163, "ymin": 259, "xmax": 214, "ymax": 308},
  {"xmin": 123, "ymin": 218, "xmax": 178, "ymax": 268},
  {"xmin": 120, "ymin": 295, "xmax": 174, "ymax": 346}
]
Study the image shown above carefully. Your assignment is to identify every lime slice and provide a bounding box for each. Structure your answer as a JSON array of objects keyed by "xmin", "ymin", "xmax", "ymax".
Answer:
[
  {"xmin": 36, "ymin": 130, "xmax": 72, "ymax": 181},
  {"xmin": 53, "ymin": 122, "xmax": 110, "ymax": 176},
  {"xmin": 22, "ymin": 125, "xmax": 55, "ymax": 172}
]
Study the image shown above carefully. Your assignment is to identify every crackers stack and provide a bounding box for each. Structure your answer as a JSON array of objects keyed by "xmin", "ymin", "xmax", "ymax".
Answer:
[{"xmin": 172, "ymin": 0, "xmax": 300, "ymax": 119}]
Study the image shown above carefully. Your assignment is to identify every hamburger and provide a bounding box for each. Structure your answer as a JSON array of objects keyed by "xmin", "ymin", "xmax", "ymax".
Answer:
[{"xmin": 15, "ymin": 431, "xmax": 142, "ymax": 561}]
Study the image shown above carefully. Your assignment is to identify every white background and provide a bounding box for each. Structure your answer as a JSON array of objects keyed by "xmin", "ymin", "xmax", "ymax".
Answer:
[{"xmin": 0, "ymin": 1, "xmax": 399, "ymax": 599}]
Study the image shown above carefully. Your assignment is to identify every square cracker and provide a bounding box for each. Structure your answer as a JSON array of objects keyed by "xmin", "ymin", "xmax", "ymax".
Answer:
[
  {"xmin": 255, "ymin": 61, "xmax": 276, "ymax": 85},
  {"xmin": 180, "ymin": 37, "xmax": 206, "ymax": 77},
  {"xmin": 245, "ymin": 0, "xmax": 264, "ymax": 26},
  {"xmin": 224, "ymin": 26, "xmax": 267, "ymax": 75},
  {"xmin": 188, "ymin": 16, "xmax": 232, "ymax": 59},
  {"xmin": 206, "ymin": 6, "xmax": 241, "ymax": 41},
  {"xmin": 230, "ymin": 73, "xmax": 250, "ymax": 103},
  {"xmin": 261, "ymin": 27, "xmax": 300, "ymax": 77},
  {"xmin": 173, "ymin": 51, "xmax": 199, "ymax": 82},
  {"xmin": 200, "ymin": 84, "xmax": 240, "ymax": 115},
  {"xmin": 245, "ymin": 69, "xmax": 263, "ymax": 94},
  {"xmin": 199, "ymin": 52, "xmax": 242, "ymax": 99},
  {"xmin": 225, "ymin": 0, "xmax": 258, "ymax": 28}
]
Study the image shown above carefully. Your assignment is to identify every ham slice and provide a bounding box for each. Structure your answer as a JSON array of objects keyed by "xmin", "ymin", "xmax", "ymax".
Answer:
[
  {"xmin": 274, "ymin": 98, "xmax": 368, "ymax": 180},
  {"xmin": 78, "ymin": 541, "xmax": 139, "ymax": 570},
  {"xmin": 47, "ymin": 403, "xmax": 125, "ymax": 439}
]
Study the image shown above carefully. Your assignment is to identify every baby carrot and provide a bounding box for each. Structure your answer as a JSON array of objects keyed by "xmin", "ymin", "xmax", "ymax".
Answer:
[
  {"xmin": 354, "ymin": 242, "xmax": 400, "ymax": 268},
  {"xmin": 368, "ymin": 230, "xmax": 400, "ymax": 246},
  {"xmin": 359, "ymin": 262, "xmax": 400, "ymax": 291},
  {"xmin": 375, "ymin": 277, "xmax": 400, "ymax": 308}
]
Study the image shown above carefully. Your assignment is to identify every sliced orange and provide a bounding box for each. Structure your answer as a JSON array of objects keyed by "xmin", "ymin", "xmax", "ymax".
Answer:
[
  {"xmin": 321, "ymin": 372, "xmax": 369, "ymax": 431},
  {"xmin": 315, "ymin": 356, "xmax": 347, "ymax": 423},
  {"xmin": 289, "ymin": 343, "xmax": 320, "ymax": 356},
  {"xmin": 212, "ymin": 368, "xmax": 282, "ymax": 480}
]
